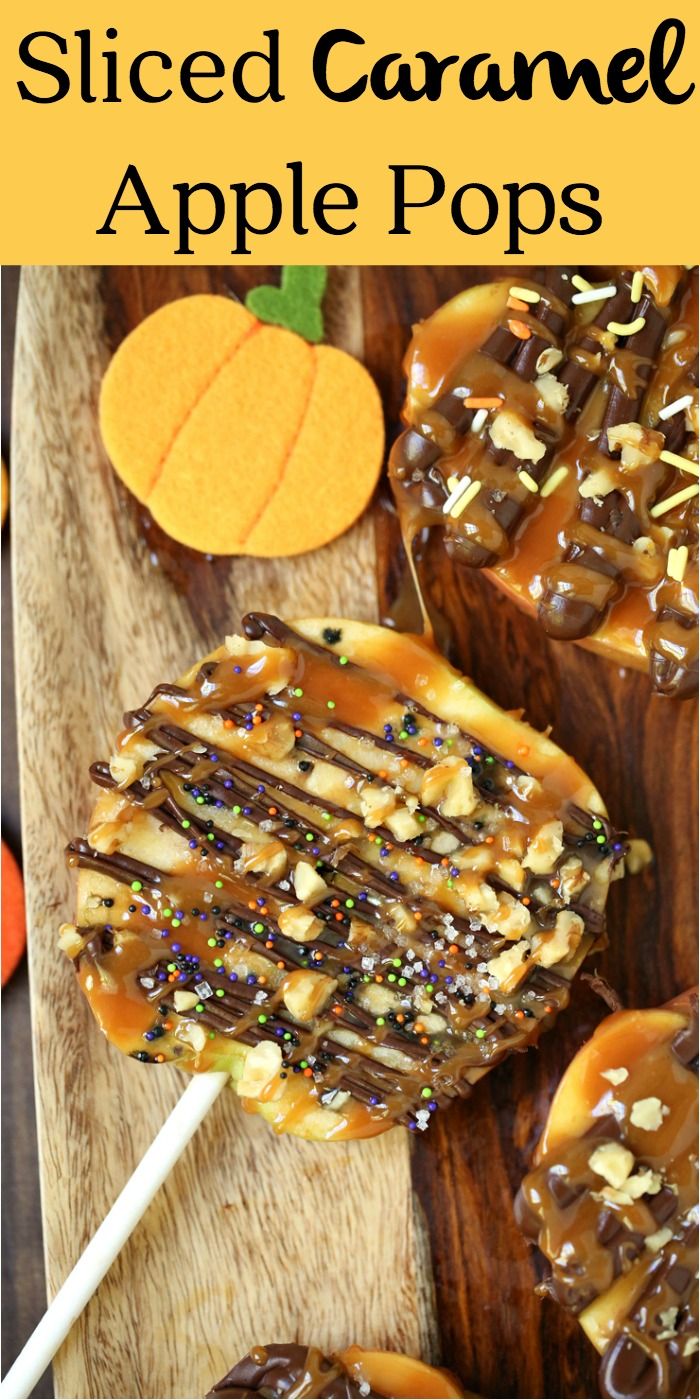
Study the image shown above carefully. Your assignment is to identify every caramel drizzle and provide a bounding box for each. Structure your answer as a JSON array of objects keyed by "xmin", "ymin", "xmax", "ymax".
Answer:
[{"xmin": 67, "ymin": 614, "xmax": 620, "ymax": 1129}]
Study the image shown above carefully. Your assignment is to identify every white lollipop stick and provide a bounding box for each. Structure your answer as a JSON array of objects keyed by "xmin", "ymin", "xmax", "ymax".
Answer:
[{"xmin": 1, "ymin": 1071, "xmax": 229, "ymax": 1400}]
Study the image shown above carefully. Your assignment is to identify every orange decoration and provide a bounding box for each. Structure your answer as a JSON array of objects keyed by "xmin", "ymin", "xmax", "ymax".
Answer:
[
  {"xmin": 1, "ymin": 460, "xmax": 8, "ymax": 528},
  {"xmin": 99, "ymin": 292, "xmax": 385, "ymax": 558},
  {"xmin": 2, "ymin": 840, "xmax": 26, "ymax": 986}
]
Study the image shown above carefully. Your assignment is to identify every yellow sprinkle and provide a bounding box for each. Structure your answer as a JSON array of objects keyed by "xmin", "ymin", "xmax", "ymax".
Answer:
[
  {"xmin": 540, "ymin": 465, "xmax": 570, "ymax": 499},
  {"xmin": 659, "ymin": 449, "xmax": 699, "ymax": 477},
  {"xmin": 571, "ymin": 285, "xmax": 616, "ymax": 306},
  {"xmin": 650, "ymin": 484, "xmax": 699, "ymax": 519},
  {"xmin": 571, "ymin": 274, "xmax": 593, "ymax": 292},
  {"xmin": 450, "ymin": 479, "xmax": 482, "ymax": 517},
  {"xmin": 631, "ymin": 271, "xmax": 645, "ymax": 303},
  {"xmin": 607, "ymin": 317, "xmax": 646, "ymax": 337},
  {"xmin": 509, "ymin": 286, "xmax": 541, "ymax": 304},
  {"xmin": 519, "ymin": 470, "xmax": 539, "ymax": 494},
  {"xmin": 667, "ymin": 545, "xmax": 689, "ymax": 582},
  {"xmin": 443, "ymin": 476, "xmax": 472, "ymax": 515}
]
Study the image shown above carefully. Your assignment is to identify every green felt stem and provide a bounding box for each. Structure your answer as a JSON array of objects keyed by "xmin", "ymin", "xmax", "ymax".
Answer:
[{"xmin": 245, "ymin": 266, "xmax": 328, "ymax": 343}]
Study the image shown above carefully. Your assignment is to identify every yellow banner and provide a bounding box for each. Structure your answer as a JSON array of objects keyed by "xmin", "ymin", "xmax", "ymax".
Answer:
[{"xmin": 1, "ymin": 0, "xmax": 698, "ymax": 263}]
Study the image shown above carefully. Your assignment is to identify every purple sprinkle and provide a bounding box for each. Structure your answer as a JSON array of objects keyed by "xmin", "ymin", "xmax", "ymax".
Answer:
[
  {"xmin": 408, "ymin": 1121, "xmax": 416, "ymax": 1131},
  {"xmin": 199, "ymin": 913, "xmax": 208, "ymax": 922},
  {"xmin": 369, "ymin": 1095, "xmax": 379, "ymax": 1106},
  {"xmin": 433, "ymin": 737, "xmax": 443, "ymax": 748},
  {"xmin": 188, "ymin": 839, "xmax": 197, "ymax": 849},
  {"xmin": 229, "ymin": 972, "xmax": 238, "ymax": 982},
  {"xmin": 311, "ymin": 846, "xmax": 320, "ymax": 856},
  {"xmin": 613, "ymin": 842, "xmax": 623, "ymax": 852},
  {"xmin": 215, "ymin": 799, "xmax": 224, "ymax": 809},
  {"xmin": 192, "ymin": 788, "xmax": 200, "ymax": 798},
  {"xmin": 209, "ymin": 753, "xmax": 218, "ymax": 762},
  {"xmin": 243, "ymin": 807, "xmax": 252, "ymax": 816},
  {"xmin": 171, "ymin": 942, "xmax": 182, "ymax": 953},
  {"xmin": 175, "ymin": 911, "xmax": 184, "ymax": 920},
  {"xmin": 160, "ymin": 929, "xmax": 169, "ymax": 939},
  {"xmin": 144, "ymin": 1031, "xmax": 155, "ymax": 1042},
  {"xmin": 358, "ymin": 891, "xmax": 367, "ymax": 902},
  {"xmin": 178, "ymin": 971, "xmax": 188, "ymax": 981},
  {"xmin": 445, "ymin": 976, "xmax": 453, "ymax": 985},
  {"xmin": 142, "ymin": 905, "xmax": 151, "ymax": 916},
  {"xmin": 389, "ymin": 871, "xmax": 399, "ymax": 882},
  {"xmin": 215, "ymin": 841, "xmax": 224, "ymax": 851},
  {"xmin": 292, "ymin": 711, "xmax": 302, "ymax": 722},
  {"xmin": 233, "ymin": 665, "xmax": 242, "ymax": 674},
  {"xmin": 420, "ymin": 968, "xmax": 429, "ymax": 979},
  {"xmin": 257, "ymin": 784, "xmax": 265, "ymax": 794},
  {"xmin": 438, "ymin": 959, "xmax": 446, "ymax": 968},
  {"xmin": 429, "ymin": 973, "xmax": 438, "ymax": 984},
  {"xmin": 257, "ymin": 897, "xmax": 265, "ymax": 906},
  {"xmin": 224, "ymin": 779, "xmax": 233, "ymax": 790},
  {"xmin": 246, "ymin": 974, "xmax": 256, "ymax": 985},
  {"xmin": 245, "ymin": 723, "xmax": 253, "ymax": 732},
  {"xmin": 428, "ymin": 1100, "xmax": 438, "ymax": 1111},
  {"xmin": 450, "ymin": 866, "xmax": 459, "ymax": 877},
  {"xmin": 157, "ymin": 971, "xmax": 167, "ymax": 982}
]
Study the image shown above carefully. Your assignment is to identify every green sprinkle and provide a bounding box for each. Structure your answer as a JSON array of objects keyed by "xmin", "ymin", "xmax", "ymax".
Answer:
[
  {"xmin": 486, "ymin": 755, "xmax": 495, "ymax": 765},
  {"xmin": 345, "ymin": 898, "xmax": 355, "ymax": 909},
  {"xmin": 475, "ymin": 1027, "xmax": 486, "ymax": 1039},
  {"xmin": 339, "ymin": 655, "xmax": 349, "ymax": 666},
  {"xmin": 215, "ymin": 880, "xmax": 223, "ymax": 889},
  {"xmin": 421, "ymin": 1086, "xmax": 432, "ymax": 1099},
  {"xmin": 213, "ymin": 958, "xmax": 223, "ymax": 968},
  {"xmin": 181, "ymin": 819, "xmax": 191, "ymax": 830},
  {"xmin": 392, "ymin": 958, "xmax": 401, "ymax": 968},
  {"xmin": 130, "ymin": 880, "xmax": 143, "ymax": 892},
  {"xmin": 163, "ymin": 908, "xmax": 173, "ymax": 918},
  {"xmin": 399, "ymin": 730, "xmax": 408, "ymax": 740},
  {"xmin": 166, "ymin": 963, "xmax": 176, "ymax": 972},
  {"xmin": 596, "ymin": 834, "xmax": 606, "ymax": 845},
  {"xmin": 592, "ymin": 819, "xmax": 603, "ymax": 830},
  {"xmin": 207, "ymin": 833, "xmax": 215, "ymax": 841},
  {"xmin": 215, "ymin": 988, "xmax": 225, "ymax": 998},
  {"xmin": 258, "ymin": 1014, "xmax": 268, "ymax": 1024},
  {"xmin": 171, "ymin": 918, "xmax": 181, "ymax": 928},
  {"xmin": 305, "ymin": 832, "xmax": 314, "ymax": 842},
  {"xmin": 363, "ymin": 974, "xmax": 370, "ymax": 983},
  {"xmin": 195, "ymin": 795, "xmax": 205, "ymax": 805},
  {"xmin": 293, "ymin": 687, "xmax": 303, "ymax": 697},
  {"xmin": 283, "ymin": 1032, "xmax": 292, "ymax": 1041},
  {"xmin": 207, "ymin": 937, "xmax": 217, "ymax": 947},
  {"xmin": 387, "ymin": 974, "xmax": 397, "ymax": 984},
  {"xmin": 233, "ymin": 805, "xmax": 242, "ymax": 816},
  {"xmin": 327, "ymin": 699, "xmax": 336, "ymax": 710},
  {"xmin": 398, "ymin": 977, "xmax": 407, "ymax": 987},
  {"xmin": 195, "ymin": 1003, "xmax": 204, "ymax": 1013},
  {"xmin": 417, "ymin": 813, "xmax": 427, "ymax": 824},
  {"xmin": 447, "ymin": 878, "xmax": 454, "ymax": 889},
  {"xmin": 322, "ymin": 811, "xmax": 331, "ymax": 822},
  {"xmin": 253, "ymin": 922, "xmax": 265, "ymax": 934},
  {"xmin": 300, "ymin": 1060, "xmax": 308, "ymax": 1069},
  {"xmin": 208, "ymin": 1031, "xmax": 215, "ymax": 1039},
  {"xmin": 376, "ymin": 1017, "xmax": 385, "ymax": 1027}
]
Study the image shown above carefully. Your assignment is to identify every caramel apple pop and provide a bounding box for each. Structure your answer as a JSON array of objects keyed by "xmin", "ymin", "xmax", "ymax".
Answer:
[
  {"xmin": 389, "ymin": 267, "xmax": 698, "ymax": 697},
  {"xmin": 207, "ymin": 1343, "xmax": 468, "ymax": 1398},
  {"xmin": 516, "ymin": 993, "xmax": 699, "ymax": 1399},
  {"xmin": 61, "ymin": 612, "xmax": 625, "ymax": 1141}
]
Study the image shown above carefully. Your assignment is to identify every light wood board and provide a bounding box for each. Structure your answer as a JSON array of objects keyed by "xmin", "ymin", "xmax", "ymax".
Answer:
[{"xmin": 12, "ymin": 266, "xmax": 436, "ymax": 1400}]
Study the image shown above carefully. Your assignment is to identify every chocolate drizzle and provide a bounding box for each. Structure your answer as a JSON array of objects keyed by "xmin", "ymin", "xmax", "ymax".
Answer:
[
  {"xmin": 206, "ymin": 1344, "xmax": 377, "ymax": 1399},
  {"xmin": 63, "ymin": 614, "xmax": 622, "ymax": 1137},
  {"xmin": 389, "ymin": 267, "xmax": 699, "ymax": 696},
  {"xmin": 516, "ymin": 997, "xmax": 699, "ymax": 1399}
]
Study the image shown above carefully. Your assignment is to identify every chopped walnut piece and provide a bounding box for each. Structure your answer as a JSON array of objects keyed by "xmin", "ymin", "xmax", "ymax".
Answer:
[
  {"xmin": 630, "ymin": 1096, "xmax": 666, "ymax": 1131},
  {"xmin": 359, "ymin": 783, "xmax": 397, "ymax": 827},
  {"xmin": 489, "ymin": 409, "xmax": 546, "ymax": 465},
  {"xmin": 385, "ymin": 805, "xmax": 424, "ymax": 841},
  {"xmin": 558, "ymin": 856, "xmax": 589, "ymax": 903},
  {"xmin": 588, "ymin": 1141, "xmax": 635, "ymax": 1189},
  {"xmin": 282, "ymin": 969, "xmax": 337, "ymax": 1022},
  {"xmin": 173, "ymin": 990, "xmax": 200, "ymax": 1013},
  {"xmin": 533, "ymin": 910, "xmax": 584, "ymax": 968},
  {"xmin": 490, "ymin": 893, "xmax": 531, "ymax": 939},
  {"xmin": 535, "ymin": 346, "xmax": 564, "ymax": 375},
  {"xmin": 278, "ymin": 905, "xmax": 323, "ymax": 944},
  {"xmin": 239, "ymin": 839, "xmax": 287, "ymax": 882},
  {"xmin": 420, "ymin": 756, "xmax": 477, "ymax": 818},
  {"xmin": 523, "ymin": 819, "xmax": 564, "ymax": 875},
  {"xmin": 645, "ymin": 1226, "xmax": 674, "ymax": 1253},
  {"xmin": 236, "ymin": 1040, "xmax": 284, "ymax": 1100},
  {"xmin": 607, "ymin": 421, "xmax": 664, "ymax": 471},
  {"xmin": 486, "ymin": 939, "xmax": 530, "ymax": 992},
  {"xmin": 579, "ymin": 465, "xmax": 618, "ymax": 499},
  {"xmin": 600, "ymin": 1066, "xmax": 629, "ymax": 1086},
  {"xmin": 176, "ymin": 1021, "xmax": 207, "ymax": 1054},
  {"xmin": 293, "ymin": 860, "xmax": 328, "ymax": 905},
  {"xmin": 535, "ymin": 372, "xmax": 570, "ymax": 415}
]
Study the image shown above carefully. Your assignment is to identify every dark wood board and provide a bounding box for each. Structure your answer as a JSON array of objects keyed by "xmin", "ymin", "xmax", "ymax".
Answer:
[{"xmin": 10, "ymin": 264, "xmax": 698, "ymax": 1399}]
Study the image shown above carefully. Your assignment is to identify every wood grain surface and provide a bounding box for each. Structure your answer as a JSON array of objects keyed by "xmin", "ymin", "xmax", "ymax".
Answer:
[{"xmin": 11, "ymin": 265, "xmax": 698, "ymax": 1400}]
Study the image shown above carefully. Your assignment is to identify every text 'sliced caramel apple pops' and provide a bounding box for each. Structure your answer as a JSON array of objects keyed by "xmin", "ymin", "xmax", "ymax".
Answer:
[
  {"xmin": 389, "ymin": 266, "xmax": 699, "ymax": 697},
  {"xmin": 98, "ymin": 268, "xmax": 384, "ymax": 558},
  {"xmin": 207, "ymin": 1344, "xmax": 468, "ymax": 1398},
  {"xmin": 517, "ymin": 993, "xmax": 699, "ymax": 1399},
  {"xmin": 61, "ymin": 614, "xmax": 624, "ymax": 1141}
]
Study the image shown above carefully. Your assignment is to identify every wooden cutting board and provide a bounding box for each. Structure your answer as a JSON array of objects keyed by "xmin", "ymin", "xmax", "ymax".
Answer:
[{"xmin": 12, "ymin": 265, "xmax": 697, "ymax": 1400}]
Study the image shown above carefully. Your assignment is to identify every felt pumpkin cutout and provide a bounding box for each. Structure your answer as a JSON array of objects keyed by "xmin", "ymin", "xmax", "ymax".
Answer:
[
  {"xmin": 99, "ymin": 269, "xmax": 385, "ymax": 558},
  {"xmin": 2, "ymin": 840, "xmax": 26, "ymax": 985}
]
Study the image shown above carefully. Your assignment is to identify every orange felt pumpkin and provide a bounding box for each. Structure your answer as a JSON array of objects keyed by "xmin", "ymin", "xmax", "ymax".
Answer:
[
  {"xmin": 2, "ymin": 840, "xmax": 26, "ymax": 985},
  {"xmin": 1, "ymin": 460, "xmax": 8, "ymax": 528},
  {"xmin": 99, "ymin": 272, "xmax": 384, "ymax": 558}
]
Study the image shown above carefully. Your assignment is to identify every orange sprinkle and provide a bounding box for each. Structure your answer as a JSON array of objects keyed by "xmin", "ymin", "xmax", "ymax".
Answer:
[
  {"xmin": 267, "ymin": 806, "xmax": 277, "ymax": 816},
  {"xmin": 441, "ymin": 857, "xmax": 449, "ymax": 867},
  {"xmin": 506, "ymin": 296, "xmax": 528, "ymax": 312},
  {"xmin": 334, "ymin": 912, "xmax": 344, "ymax": 921},
  {"xmin": 414, "ymin": 910, "xmax": 423, "ymax": 920},
  {"xmin": 507, "ymin": 318, "xmax": 532, "ymax": 340},
  {"xmin": 400, "ymin": 759, "xmax": 409, "ymax": 770},
  {"xmin": 258, "ymin": 975, "xmax": 267, "ymax": 986},
  {"xmin": 332, "ymin": 1004, "xmax": 343, "ymax": 1015},
  {"xmin": 255, "ymin": 703, "xmax": 263, "ymax": 712},
  {"xmin": 462, "ymin": 396, "xmax": 502, "ymax": 409},
  {"xmin": 375, "ymin": 974, "xmax": 384, "ymax": 983},
  {"xmin": 516, "ymin": 744, "xmax": 530, "ymax": 757},
  {"xmin": 419, "ymin": 1036, "xmax": 429, "ymax": 1046},
  {"xmin": 276, "ymin": 960, "xmax": 285, "ymax": 969},
  {"xmin": 448, "ymin": 943, "xmax": 459, "ymax": 955},
  {"xmin": 260, "ymin": 906, "xmax": 268, "ymax": 915},
  {"xmin": 378, "ymin": 769, "xmax": 387, "ymax": 779},
  {"xmin": 155, "ymin": 1053, "xmax": 165, "ymax": 1063},
  {"xmin": 294, "ymin": 728, "xmax": 303, "ymax": 738},
  {"xmin": 223, "ymin": 719, "xmax": 234, "ymax": 730},
  {"xmin": 418, "ymin": 737, "xmax": 428, "ymax": 746},
  {"xmin": 485, "ymin": 835, "xmax": 495, "ymax": 845},
  {"xmin": 521, "ymin": 897, "xmax": 531, "ymax": 907},
  {"xmin": 248, "ymin": 901, "xmax": 256, "ymax": 911},
  {"xmin": 551, "ymin": 878, "xmax": 560, "ymax": 890},
  {"xmin": 515, "ymin": 1009, "xmax": 525, "ymax": 1019},
  {"xmin": 252, "ymin": 714, "xmax": 262, "ymax": 725},
  {"xmin": 163, "ymin": 1021, "xmax": 173, "ymax": 1031},
  {"xmin": 414, "ymin": 1022, "xmax": 425, "ymax": 1034},
  {"xmin": 331, "ymin": 899, "xmax": 340, "ymax": 908},
  {"xmin": 396, "ymin": 1013, "xmax": 405, "ymax": 1024},
  {"xmin": 303, "ymin": 1067, "xmax": 313, "ymax": 1077}
]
